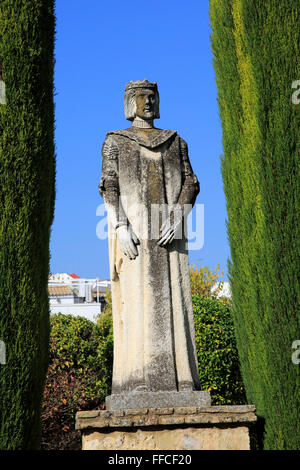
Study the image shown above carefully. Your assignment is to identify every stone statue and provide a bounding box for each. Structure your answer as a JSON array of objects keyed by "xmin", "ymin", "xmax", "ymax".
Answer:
[{"xmin": 99, "ymin": 80, "xmax": 210, "ymax": 409}]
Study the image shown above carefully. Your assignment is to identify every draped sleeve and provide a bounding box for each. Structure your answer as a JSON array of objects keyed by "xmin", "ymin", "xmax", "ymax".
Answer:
[
  {"xmin": 177, "ymin": 138, "xmax": 200, "ymax": 208},
  {"xmin": 99, "ymin": 134, "xmax": 119, "ymax": 196},
  {"xmin": 99, "ymin": 134, "xmax": 128, "ymax": 229}
]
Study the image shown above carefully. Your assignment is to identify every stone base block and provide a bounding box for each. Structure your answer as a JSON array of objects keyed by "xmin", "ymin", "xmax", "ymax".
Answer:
[
  {"xmin": 76, "ymin": 405, "xmax": 257, "ymax": 451},
  {"xmin": 106, "ymin": 390, "xmax": 211, "ymax": 410}
]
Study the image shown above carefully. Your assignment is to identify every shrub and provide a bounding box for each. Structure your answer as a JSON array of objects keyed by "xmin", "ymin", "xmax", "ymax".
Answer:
[
  {"xmin": 190, "ymin": 263, "xmax": 224, "ymax": 298},
  {"xmin": 41, "ymin": 313, "xmax": 113, "ymax": 450},
  {"xmin": 193, "ymin": 295, "xmax": 246, "ymax": 405}
]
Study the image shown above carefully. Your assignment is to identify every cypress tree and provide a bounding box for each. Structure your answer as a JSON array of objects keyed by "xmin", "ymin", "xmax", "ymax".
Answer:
[
  {"xmin": 0, "ymin": 1, "xmax": 55, "ymax": 449},
  {"xmin": 210, "ymin": 0, "xmax": 300, "ymax": 449}
]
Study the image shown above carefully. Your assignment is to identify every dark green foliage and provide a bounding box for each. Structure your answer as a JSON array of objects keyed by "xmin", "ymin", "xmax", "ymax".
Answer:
[
  {"xmin": 0, "ymin": 1, "xmax": 55, "ymax": 449},
  {"xmin": 193, "ymin": 295, "xmax": 246, "ymax": 405},
  {"xmin": 42, "ymin": 314, "xmax": 113, "ymax": 450},
  {"xmin": 210, "ymin": 0, "xmax": 300, "ymax": 449},
  {"xmin": 96, "ymin": 300, "xmax": 114, "ymax": 382}
]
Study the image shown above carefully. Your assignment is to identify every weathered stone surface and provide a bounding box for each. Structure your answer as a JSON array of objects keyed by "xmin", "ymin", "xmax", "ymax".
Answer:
[
  {"xmin": 176, "ymin": 406, "xmax": 197, "ymax": 415},
  {"xmin": 124, "ymin": 408, "xmax": 149, "ymax": 416},
  {"xmin": 197, "ymin": 405, "xmax": 255, "ymax": 414},
  {"xmin": 100, "ymin": 80, "xmax": 204, "ymax": 398},
  {"xmin": 77, "ymin": 410, "xmax": 100, "ymax": 419},
  {"xmin": 82, "ymin": 426, "xmax": 251, "ymax": 451},
  {"xmin": 106, "ymin": 390, "xmax": 211, "ymax": 411},
  {"xmin": 149, "ymin": 407, "xmax": 174, "ymax": 415},
  {"xmin": 158, "ymin": 415, "xmax": 186, "ymax": 426},
  {"xmin": 110, "ymin": 417, "xmax": 133, "ymax": 427},
  {"xmin": 77, "ymin": 405, "xmax": 256, "ymax": 450},
  {"xmin": 76, "ymin": 405, "xmax": 256, "ymax": 430}
]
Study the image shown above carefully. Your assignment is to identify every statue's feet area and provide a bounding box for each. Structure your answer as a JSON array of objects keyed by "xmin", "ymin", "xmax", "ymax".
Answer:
[
  {"xmin": 132, "ymin": 384, "xmax": 149, "ymax": 393},
  {"xmin": 178, "ymin": 381, "xmax": 194, "ymax": 392}
]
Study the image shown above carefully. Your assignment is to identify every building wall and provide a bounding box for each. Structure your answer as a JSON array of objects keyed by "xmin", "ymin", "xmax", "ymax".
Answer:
[
  {"xmin": 50, "ymin": 303, "xmax": 102, "ymax": 323},
  {"xmin": 49, "ymin": 295, "xmax": 76, "ymax": 305}
]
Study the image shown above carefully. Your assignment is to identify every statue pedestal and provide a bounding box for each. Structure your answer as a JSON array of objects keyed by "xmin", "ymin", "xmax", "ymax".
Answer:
[
  {"xmin": 106, "ymin": 390, "xmax": 211, "ymax": 410},
  {"xmin": 76, "ymin": 405, "xmax": 257, "ymax": 450}
]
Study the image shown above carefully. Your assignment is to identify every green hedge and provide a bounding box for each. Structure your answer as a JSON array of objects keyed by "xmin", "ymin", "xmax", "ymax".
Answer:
[
  {"xmin": 41, "ymin": 313, "xmax": 113, "ymax": 450},
  {"xmin": 0, "ymin": 0, "xmax": 55, "ymax": 449},
  {"xmin": 193, "ymin": 295, "xmax": 246, "ymax": 405}
]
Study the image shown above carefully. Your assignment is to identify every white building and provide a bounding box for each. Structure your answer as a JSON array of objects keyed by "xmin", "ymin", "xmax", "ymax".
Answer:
[
  {"xmin": 49, "ymin": 284, "xmax": 77, "ymax": 305},
  {"xmin": 212, "ymin": 281, "xmax": 231, "ymax": 299},
  {"xmin": 48, "ymin": 273, "xmax": 111, "ymax": 323},
  {"xmin": 49, "ymin": 272, "xmax": 81, "ymax": 282}
]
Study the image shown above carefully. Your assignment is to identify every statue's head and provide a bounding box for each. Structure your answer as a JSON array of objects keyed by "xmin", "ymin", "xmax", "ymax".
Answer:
[{"xmin": 124, "ymin": 79, "xmax": 160, "ymax": 121}]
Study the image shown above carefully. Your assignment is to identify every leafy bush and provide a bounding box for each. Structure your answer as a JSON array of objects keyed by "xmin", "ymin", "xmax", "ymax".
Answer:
[
  {"xmin": 190, "ymin": 263, "xmax": 224, "ymax": 298},
  {"xmin": 41, "ymin": 313, "xmax": 113, "ymax": 450},
  {"xmin": 193, "ymin": 295, "xmax": 246, "ymax": 405}
]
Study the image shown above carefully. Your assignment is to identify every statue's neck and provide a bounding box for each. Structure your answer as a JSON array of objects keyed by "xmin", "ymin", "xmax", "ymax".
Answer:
[{"xmin": 132, "ymin": 117, "xmax": 154, "ymax": 129}]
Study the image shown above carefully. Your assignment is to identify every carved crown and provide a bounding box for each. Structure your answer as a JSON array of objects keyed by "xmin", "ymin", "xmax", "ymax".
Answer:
[{"xmin": 125, "ymin": 79, "xmax": 158, "ymax": 92}]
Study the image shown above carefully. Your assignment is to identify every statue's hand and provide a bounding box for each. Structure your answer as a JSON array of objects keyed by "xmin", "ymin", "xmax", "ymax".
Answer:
[
  {"xmin": 116, "ymin": 225, "xmax": 140, "ymax": 260},
  {"xmin": 157, "ymin": 215, "xmax": 182, "ymax": 247}
]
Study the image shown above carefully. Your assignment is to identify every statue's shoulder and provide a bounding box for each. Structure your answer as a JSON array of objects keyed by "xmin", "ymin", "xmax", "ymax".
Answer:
[
  {"xmin": 103, "ymin": 129, "xmax": 133, "ymax": 146},
  {"xmin": 104, "ymin": 128, "xmax": 182, "ymax": 150},
  {"xmin": 155, "ymin": 129, "xmax": 186, "ymax": 146},
  {"xmin": 105, "ymin": 128, "xmax": 178, "ymax": 137},
  {"xmin": 102, "ymin": 131, "xmax": 126, "ymax": 152},
  {"xmin": 104, "ymin": 130, "xmax": 123, "ymax": 140}
]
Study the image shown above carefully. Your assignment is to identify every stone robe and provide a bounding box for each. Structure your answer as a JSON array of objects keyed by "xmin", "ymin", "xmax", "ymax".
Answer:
[{"xmin": 99, "ymin": 127, "xmax": 201, "ymax": 394}]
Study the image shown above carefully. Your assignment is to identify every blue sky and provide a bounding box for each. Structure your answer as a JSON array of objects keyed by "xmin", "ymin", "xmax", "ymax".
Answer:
[{"xmin": 50, "ymin": 0, "xmax": 230, "ymax": 280}]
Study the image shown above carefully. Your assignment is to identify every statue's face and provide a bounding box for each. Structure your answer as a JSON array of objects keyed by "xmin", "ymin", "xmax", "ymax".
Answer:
[{"xmin": 135, "ymin": 89, "xmax": 157, "ymax": 120}]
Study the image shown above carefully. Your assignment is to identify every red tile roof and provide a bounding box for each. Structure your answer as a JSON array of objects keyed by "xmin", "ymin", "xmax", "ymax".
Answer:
[{"xmin": 69, "ymin": 273, "xmax": 80, "ymax": 279}]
